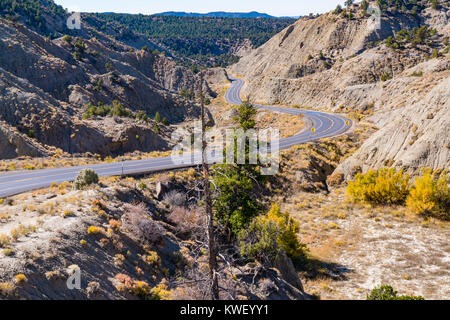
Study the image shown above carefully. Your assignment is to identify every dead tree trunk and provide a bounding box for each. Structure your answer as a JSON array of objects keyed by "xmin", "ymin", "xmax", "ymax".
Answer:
[{"xmin": 199, "ymin": 72, "xmax": 220, "ymax": 300}]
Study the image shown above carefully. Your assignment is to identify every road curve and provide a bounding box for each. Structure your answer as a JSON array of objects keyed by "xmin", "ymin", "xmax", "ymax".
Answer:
[
  {"xmin": 0, "ymin": 77, "xmax": 351, "ymax": 198},
  {"xmin": 225, "ymin": 77, "xmax": 352, "ymax": 149}
]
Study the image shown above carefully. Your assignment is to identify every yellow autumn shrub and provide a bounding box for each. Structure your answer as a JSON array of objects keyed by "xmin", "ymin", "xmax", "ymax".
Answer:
[
  {"xmin": 87, "ymin": 226, "xmax": 105, "ymax": 235},
  {"xmin": 406, "ymin": 169, "xmax": 449, "ymax": 219},
  {"xmin": 150, "ymin": 282, "xmax": 172, "ymax": 300},
  {"xmin": 347, "ymin": 168, "xmax": 410, "ymax": 205},
  {"xmin": 240, "ymin": 203, "xmax": 306, "ymax": 263},
  {"xmin": 14, "ymin": 274, "xmax": 28, "ymax": 285},
  {"xmin": 262, "ymin": 204, "xmax": 306, "ymax": 260}
]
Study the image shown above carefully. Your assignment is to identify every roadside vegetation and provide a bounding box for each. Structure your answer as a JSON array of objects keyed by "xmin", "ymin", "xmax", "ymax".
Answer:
[
  {"xmin": 347, "ymin": 168, "xmax": 449, "ymax": 220},
  {"xmin": 211, "ymin": 102, "xmax": 307, "ymax": 265},
  {"xmin": 73, "ymin": 169, "xmax": 99, "ymax": 190},
  {"xmin": 0, "ymin": 151, "xmax": 172, "ymax": 172}
]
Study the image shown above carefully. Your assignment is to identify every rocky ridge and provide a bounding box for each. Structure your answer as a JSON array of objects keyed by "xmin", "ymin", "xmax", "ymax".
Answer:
[{"xmin": 230, "ymin": 2, "xmax": 449, "ymax": 176}]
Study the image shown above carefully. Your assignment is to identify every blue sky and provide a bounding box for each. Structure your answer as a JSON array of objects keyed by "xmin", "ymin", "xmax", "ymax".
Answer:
[{"xmin": 54, "ymin": 0, "xmax": 346, "ymax": 17}]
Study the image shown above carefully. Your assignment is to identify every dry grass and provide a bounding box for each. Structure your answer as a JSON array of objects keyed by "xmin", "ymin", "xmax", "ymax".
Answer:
[
  {"xmin": 281, "ymin": 188, "xmax": 450, "ymax": 300},
  {"xmin": 0, "ymin": 151, "xmax": 172, "ymax": 172},
  {"xmin": 255, "ymin": 110, "xmax": 305, "ymax": 138}
]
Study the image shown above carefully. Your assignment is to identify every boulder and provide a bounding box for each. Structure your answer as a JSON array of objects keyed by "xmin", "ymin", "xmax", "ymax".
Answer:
[{"xmin": 273, "ymin": 251, "xmax": 304, "ymax": 291}]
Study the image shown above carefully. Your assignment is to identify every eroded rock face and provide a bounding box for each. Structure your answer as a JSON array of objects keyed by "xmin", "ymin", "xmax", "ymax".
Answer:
[
  {"xmin": 230, "ymin": 7, "xmax": 449, "ymax": 175},
  {"xmin": 337, "ymin": 76, "xmax": 450, "ymax": 178},
  {"xmin": 230, "ymin": 11, "xmax": 425, "ymax": 104},
  {"xmin": 0, "ymin": 122, "xmax": 47, "ymax": 159},
  {"xmin": 0, "ymin": 16, "xmax": 211, "ymax": 159}
]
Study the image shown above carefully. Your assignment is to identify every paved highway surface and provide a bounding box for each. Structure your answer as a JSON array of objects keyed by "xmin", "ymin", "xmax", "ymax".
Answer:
[{"xmin": 0, "ymin": 77, "xmax": 351, "ymax": 198}]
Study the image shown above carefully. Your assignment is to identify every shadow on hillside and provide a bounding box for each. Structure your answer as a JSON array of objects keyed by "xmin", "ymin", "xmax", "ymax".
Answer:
[{"xmin": 294, "ymin": 256, "xmax": 352, "ymax": 281}]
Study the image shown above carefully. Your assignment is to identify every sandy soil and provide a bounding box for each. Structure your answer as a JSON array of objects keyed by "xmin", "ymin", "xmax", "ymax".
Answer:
[{"xmin": 281, "ymin": 189, "xmax": 450, "ymax": 300}]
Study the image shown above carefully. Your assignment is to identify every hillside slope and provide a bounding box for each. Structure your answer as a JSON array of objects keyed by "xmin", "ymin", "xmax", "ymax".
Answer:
[
  {"xmin": 91, "ymin": 13, "xmax": 296, "ymax": 68},
  {"xmin": 0, "ymin": 1, "xmax": 212, "ymax": 159},
  {"xmin": 230, "ymin": 1, "xmax": 449, "ymax": 176}
]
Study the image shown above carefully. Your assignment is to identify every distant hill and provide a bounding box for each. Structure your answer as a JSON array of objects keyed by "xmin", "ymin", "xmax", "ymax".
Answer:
[
  {"xmin": 91, "ymin": 13, "xmax": 297, "ymax": 67},
  {"xmin": 155, "ymin": 11, "xmax": 292, "ymax": 19}
]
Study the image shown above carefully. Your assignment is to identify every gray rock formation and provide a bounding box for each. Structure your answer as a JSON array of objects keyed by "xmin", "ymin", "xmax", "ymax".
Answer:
[
  {"xmin": 337, "ymin": 76, "xmax": 450, "ymax": 178},
  {"xmin": 0, "ymin": 15, "xmax": 211, "ymax": 159},
  {"xmin": 0, "ymin": 122, "xmax": 47, "ymax": 159},
  {"xmin": 229, "ymin": 5, "xmax": 449, "ymax": 175}
]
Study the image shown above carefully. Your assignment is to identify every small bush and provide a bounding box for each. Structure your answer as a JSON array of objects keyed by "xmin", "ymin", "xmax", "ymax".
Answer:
[
  {"xmin": 109, "ymin": 219, "xmax": 121, "ymax": 232},
  {"xmin": 105, "ymin": 62, "xmax": 113, "ymax": 72},
  {"xmin": 10, "ymin": 225, "xmax": 35, "ymax": 241},
  {"xmin": 168, "ymin": 206, "xmax": 205, "ymax": 239},
  {"xmin": 239, "ymin": 204, "xmax": 306, "ymax": 265},
  {"xmin": 14, "ymin": 274, "xmax": 27, "ymax": 285},
  {"xmin": 87, "ymin": 226, "xmax": 105, "ymax": 235},
  {"xmin": 380, "ymin": 72, "xmax": 392, "ymax": 82},
  {"xmin": 62, "ymin": 35, "xmax": 72, "ymax": 44},
  {"xmin": 431, "ymin": 48, "xmax": 441, "ymax": 59},
  {"xmin": 121, "ymin": 203, "xmax": 165, "ymax": 245},
  {"xmin": 0, "ymin": 234, "xmax": 10, "ymax": 248},
  {"xmin": 264, "ymin": 204, "xmax": 306, "ymax": 259},
  {"xmin": 430, "ymin": 0, "xmax": 440, "ymax": 10},
  {"xmin": 347, "ymin": 168, "xmax": 410, "ymax": 205},
  {"xmin": 154, "ymin": 112, "xmax": 162, "ymax": 123},
  {"xmin": 114, "ymin": 274, "xmax": 171, "ymax": 300},
  {"xmin": 153, "ymin": 123, "xmax": 160, "ymax": 134},
  {"xmin": 239, "ymin": 216, "xmax": 282, "ymax": 265},
  {"xmin": 93, "ymin": 78, "xmax": 103, "ymax": 91},
  {"xmin": 406, "ymin": 169, "xmax": 449, "ymax": 219},
  {"xmin": 141, "ymin": 251, "xmax": 161, "ymax": 267},
  {"xmin": 138, "ymin": 182, "xmax": 147, "ymax": 190},
  {"xmin": 136, "ymin": 111, "xmax": 149, "ymax": 122},
  {"xmin": 163, "ymin": 190, "xmax": 186, "ymax": 207},
  {"xmin": 367, "ymin": 285, "xmax": 424, "ymax": 300},
  {"xmin": 62, "ymin": 210, "xmax": 74, "ymax": 218},
  {"xmin": 72, "ymin": 51, "xmax": 82, "ymax": 61},
  {"xmin": 110, "ymin": 100, "xmax": 132, "ymax": 117},
  {"xmin": 2, "ymin": 248, "xmax": 13, "ymax": 256},
  {"xmin": 179, "ymin": 88, "xmax": 195, "ymax": 100},
  {"xmin": 151, "ymin": 282, "xmax": 172, "ymax": 300},
  {"xmin": 73, "ymin": 169, "xmax": 99, "ymax": 190},
  {"xmin": 0, "ymin": 282, "xmax": 15, "ymax": 297},
  {"xmin": 333, "ymin": 4, "xmax": 342, "ymax": 14},
  {"xmin": 132, "ymin": 281, "xmax": 152, "ymax": 299}
]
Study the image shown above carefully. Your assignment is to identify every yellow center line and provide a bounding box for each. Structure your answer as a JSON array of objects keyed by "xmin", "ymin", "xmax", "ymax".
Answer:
[{"xmin": 312, "ymin": 115, "xmax": 334, "ymax": 136}]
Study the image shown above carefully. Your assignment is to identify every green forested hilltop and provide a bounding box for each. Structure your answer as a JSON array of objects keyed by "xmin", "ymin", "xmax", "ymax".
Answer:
[
  {"xmin": 89, "ymin": 13, "xmax": 296, "ymax": 67},
  {"xmin": 0, "ymin": 0, "xmax": 66, "ymax": 32}
]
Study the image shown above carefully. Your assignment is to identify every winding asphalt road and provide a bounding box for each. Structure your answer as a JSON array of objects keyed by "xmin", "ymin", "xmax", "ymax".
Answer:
[{"xmin": 0, "ymin": 77, "xmax": 351, "ymax": 198}]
